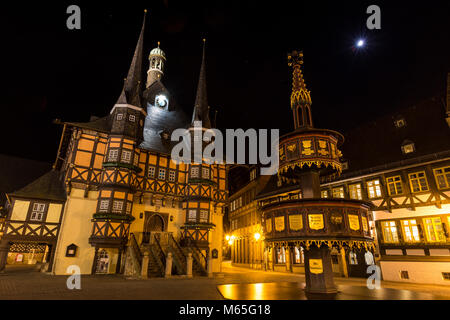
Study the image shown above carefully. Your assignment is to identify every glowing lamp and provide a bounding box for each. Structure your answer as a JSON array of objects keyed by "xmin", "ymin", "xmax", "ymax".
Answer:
[
  {"xmin": 228, "ymin": 240, "xmax": 233, "ymax": 245},
  {"xmin": 254, "ymin": 232, "xmax": 261, "ymax": 241},
  {"xmin": 356, "ymin": 39, "xmax": 365, "ymax": 47},
  {"xmin": 225, "ymin": 235, "xmax": 230, "ymax": 241}
]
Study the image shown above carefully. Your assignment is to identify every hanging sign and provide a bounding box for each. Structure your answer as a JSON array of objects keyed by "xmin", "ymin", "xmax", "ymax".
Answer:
[
  {"xmin": 275, "ymin": 216, "xmax": 285, "ymax": 232},
  {"xmin": 266, "ymin": 218, "xmax": 272, "ymax": 233},
  {"xmin": 348, "ymin": 214, "xmax": 360, "ymax": 231},
  {"xmin": 289, "ymin": 214, "xmax": 303, "ymax": 231},
  {"xmin": 309, "ymin": 259, "xmax": 323, "ymax": 274},
  {"xmin": 308, "ymin": 214, "xmax": 324, "ymax": 230}
]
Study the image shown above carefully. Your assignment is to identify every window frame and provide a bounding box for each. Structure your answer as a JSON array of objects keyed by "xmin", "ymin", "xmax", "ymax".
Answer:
[
  {"xmin": 129, "ymin": 114, "xmax": 136, "ymax": 122},
  {"xmin": 433, "ymin": 166, "xmax": 450, "ymax": 189},
  {"xmin": 158, "ymin": 168, "xmax": 166, "ymax": 180},
  {"xmin": 381, "ymin": 220, "xmax": 399, "ymax": 243},
  {"xmin": 366, "ymin": 179, "xmax": 382, "ymax": 199},
  {"xmin": 408, "ymin": 171, "xmax": 429, "ymax": 193},
  {"xmin": 30, "ymin": 203, "xmax": 46, "ymax": 221},
  {"xmin": 349, "ymin": 183, "xmax": 362, "ymax": 200},
  {"xmin": 121, "ymin": 150, "xmax": 132, "ymax": 163},
  {"xmin": 423, "ymin": 217, "xmax": 446, "ymax": 243},
  {"xmin": 332, "ymin": 186, "xmax": 345, "ymax": 199},
  {"xmin": 401, "ymin": 219, "xmax": 421, "ymax": 242},
  {"xmin": 108, "ymin": 149, "xmax": 119, "ymax": 162},
  {"xmin": 386, "ymin": 175, "xmax": 403, "ymax": 196}
]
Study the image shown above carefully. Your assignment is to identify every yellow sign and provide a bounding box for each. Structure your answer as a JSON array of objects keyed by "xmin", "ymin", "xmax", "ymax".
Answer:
[
  {"xmin": 308, "ymin": 214, "xmax": 324, "ymax": 230},
  {"xmin": 275, "ymin": 216, "xmax": 285, "ymax": 232},
  {"xmin": 317, "ymin": 140, "xmax": 329, "ymax": 156},
  {"xmin": 301, "ymin": 140, "xmax": 314, "ymax": 155},
  {"xmin": 309, "ymin": 259, "xmax": 323, "ymax": 274},
  {"xmin": 266, "ymin": 218, "xmax": 272, "ymax": 233},
  {"xmin": 289, "ymin": 214, "xmax": 303, "ymax": 231},
  {"xmin": 362, "ymin": 217, "xmax": 369, "ymax": 232},
  {"xmin": 348, "ymin": 214, "xmax": 360, "ymax": 231}
]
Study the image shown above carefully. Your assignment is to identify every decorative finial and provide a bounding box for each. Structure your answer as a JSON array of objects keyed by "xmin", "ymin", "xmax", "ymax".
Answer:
[
  {"xmin": 144, "ymin": 9, "xmax": 147, "ymax": 13},
  {"xmin": 157, "ymin": 41, "xmax": 160, "ymax": 47},
  {"xmin": 203, "ymin": 38, "xmax": 206, "ymax": 43}
]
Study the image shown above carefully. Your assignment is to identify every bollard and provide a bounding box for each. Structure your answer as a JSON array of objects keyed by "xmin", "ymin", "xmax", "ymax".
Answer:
[
  {"xmin": 141, "ymin": 251, "xmax": 149, "ymax": 279},
  {"xmin": 165, "ymin": 252, "xmax": 173, "ymax": 278},
  {"xmin": 186, "ymin": 252, "xmax": 193, "ymax": 278}
]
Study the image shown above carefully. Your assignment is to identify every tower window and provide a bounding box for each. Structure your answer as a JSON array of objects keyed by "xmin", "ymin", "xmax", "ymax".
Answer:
[
  {"xmin": 108, "ymin": 149, "xmax": 119, "ymax": 162},
  {"xmin": 121, "ymin": 150, "xmax": 132, "ymax": 163},
  {"xmin": 190, "ymin": 166, "xmax": 199, "ymax": 178},
  {"xmin": 202, "ymin": 167, "xmax": 210, "ymax": 179},
  {"xmin": 148, "ymin": 166, "xmax": 155, "ymax": 178},
  {"xmin": 129, "ymin": 115, "xmax": 136, "ymax": 122},
  {"xmin": 394, "ymin": 118, "xmax": 406, "ymax": 128},
  {"xmin": 158, "ymin": 168, "xmax": 166, "ymax": 180},
  {"xmin": 169, "ymin": 170, "xmax": 176, "ymax": 182},
  {"xmin": 99, "ymin": 200, "xmax": 109, "ymax": 212},
  {"xmin": 117, "ymin": 114, "xmax": 123, "ymax": 121},
  {"xmin": 112, "ymin": 200, "xmax": 123, "ymax": 213}
]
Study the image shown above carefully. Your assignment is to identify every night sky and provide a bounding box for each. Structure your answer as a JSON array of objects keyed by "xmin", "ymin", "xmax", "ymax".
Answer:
[{"xmin": 1, "ymin": 1, "xmax": 449, "ymax": 163}]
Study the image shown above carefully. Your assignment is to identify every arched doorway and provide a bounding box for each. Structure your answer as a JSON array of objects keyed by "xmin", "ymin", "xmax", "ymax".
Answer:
[{"xmin": 145, "ymin": 214, "xmax": 165, "ymax": 232}]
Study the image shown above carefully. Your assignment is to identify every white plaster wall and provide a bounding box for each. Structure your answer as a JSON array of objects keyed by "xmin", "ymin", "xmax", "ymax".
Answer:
[
  {"xmin": 52, "ymin": 189, "xmax": 98, "ymax": 275},
  {"xmin": 380, "ymin": 260, "xmax": 450, "ymax": 285}
]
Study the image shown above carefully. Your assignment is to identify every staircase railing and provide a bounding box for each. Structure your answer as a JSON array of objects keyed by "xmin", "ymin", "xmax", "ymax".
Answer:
[
  {"xmin": 153, "ymin": 233, "xmax": 166, "ymax": 267},
  {"xmin": 166, "ymin": 233, "xmax": 186, "ymax": 274},
  {"xmin": 191, "ymin": 242, "xmax": 207, "ymax": 274},
  {"xmin": 130, "ymin": 233, "xmax": 142, "ymax": 268}
]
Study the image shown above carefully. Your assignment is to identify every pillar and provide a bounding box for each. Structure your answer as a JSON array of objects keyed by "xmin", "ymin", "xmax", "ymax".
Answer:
[
  {"xmin": 286, "ymin": 246, "xmax": 292, "ymax": 272},
  {"xmin": 116, "ymin": 247, "xmax": 123, "ymax": 274},
  {"xmin": 304, "ymin": 244, "xmax": 337, "ymax": 294},
  {"xmin": 46, "ymin": 243, "xmax": 57, "ymax": 273},
  {"xmin": 165, "ymin": 252, "xmax": 172, "ymax": 278},
  {"xmin": 340, "ymin": 247, "xmax": 348, "ymax": 278},
  {"xmin": 0, "ymin": 240, "xmax": 10, "ymax": 272},
  {"xmin": 141, "ymin": 251, "xmax": 149, "ymax": 279},
  {"xmin": 186, "ymin": 252, "xmax": 193, "ymax": 278}
]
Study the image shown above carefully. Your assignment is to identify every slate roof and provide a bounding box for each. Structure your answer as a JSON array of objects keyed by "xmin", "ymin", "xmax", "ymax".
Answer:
[
  {"xmin": 338, "ymin": 96, "xmax": 450, "ymax": 178},
  {"xmin": 9, "ymin": 169, "xmax": 67, "ymax": 202},
  {"xmin": 66, "ymin": 115, "xmax": 111, "ymax": 133}
]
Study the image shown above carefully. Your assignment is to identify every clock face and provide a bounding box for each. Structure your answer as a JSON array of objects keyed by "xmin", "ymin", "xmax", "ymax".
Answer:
[{"xmin": 155, "ymin": 94, "xmax": 168, "ymax": 109}]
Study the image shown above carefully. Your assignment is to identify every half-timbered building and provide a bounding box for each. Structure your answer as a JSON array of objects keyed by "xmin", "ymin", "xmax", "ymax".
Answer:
[{"xmin": 0, "ymin": 13, "xmax": 227, "ymax": 276}]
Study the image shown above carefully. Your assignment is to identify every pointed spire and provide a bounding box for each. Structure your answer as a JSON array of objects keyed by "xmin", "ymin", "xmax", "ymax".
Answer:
[
  {"xmin": 191, "ymin": 38, "xmax": 211, "ymax": 128},
  {"xmin": 287, "ymin": 50, "xmax": 312, "ymax": 107},
  {"xmin": 115, "ymin": 10, "xmax": 147, "ymax": 108}
]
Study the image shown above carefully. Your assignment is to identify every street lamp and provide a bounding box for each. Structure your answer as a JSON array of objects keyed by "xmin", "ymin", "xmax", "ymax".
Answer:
[{"xmin": 254, "ymin": 232, "xmax": 261, "ymax": 241}]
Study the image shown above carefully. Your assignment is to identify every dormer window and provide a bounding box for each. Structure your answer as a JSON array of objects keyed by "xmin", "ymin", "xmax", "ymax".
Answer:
[
  {"xmin": 401, "ymin": 140, "xmax": 415, "ymax": 154},
  {"xmin": 117, "ymin": 114, "xmax": 123, "ymax": 121},
  {"xmin": 129, "ymin": 115, "xmax": 136, "ymax": 122},
  {"xmin": 394, "ymin": 117, "xmax": 406, "ymax": 128}
]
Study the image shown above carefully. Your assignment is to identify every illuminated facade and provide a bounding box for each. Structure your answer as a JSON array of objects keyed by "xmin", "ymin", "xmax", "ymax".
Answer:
[{"xmin": 0, "ymin": 13, "xmax": 227, "ymax": 276}]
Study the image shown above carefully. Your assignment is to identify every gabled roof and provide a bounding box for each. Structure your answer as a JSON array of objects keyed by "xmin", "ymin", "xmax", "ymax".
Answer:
[
  {"xmin": 339, "ymin": 96, "xmax": 450, "ymax": 177},
  {"xmin": 9, "ymin": 170, "xmax": 67, "ymax": 202},
  {"xmin": 66, "ymin": 115, "xmax": 111, "ymax": 133}
]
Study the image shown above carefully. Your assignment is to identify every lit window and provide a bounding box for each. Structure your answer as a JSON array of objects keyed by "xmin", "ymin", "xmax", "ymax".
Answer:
[
  {"xmin": 129, "ymin": 115, "xmax": 136, "ymax": 122},
  {"xmin": 148, "ymin": 166, "xmax": 155, "ymax": 178},
  {"xmin": 386, "ymin": 176, "xmax": 403, "ymax": 195},
  {"xmin": 394, "ymin": 118, "xmax": 406, "ymax": 128},
  {"xmin": 364, "ymin": 251, "xmax": 374, "ymax": 265},
  {"xmin": 158, "ymin": 168, "xmax": 166, "ymax": 180},
  {"xmin": 169, "ymin": 170, "xmax": 176, "ymax": 182},
  {"xmin": 99, "ymin": 200, "xmax": 109, "ymax": 212},
  {"xmin": 321, "ymin": 190, "xmax": 328, "ymax": 198},
  {"xmin": 190, "ymin": 166, "xmax": 199, "ymax": 178},
  {"xmin": 423, "ymin": 217, "xmax": 446, "ymax": 242},
  {"xmin": 250, "ymin": 169, "xmax": 257, "ymax": 181},
  {"xmin": 332, "ymin": 187, "xmax": 344, "ymax": 198},
  {"xmin": 202, "ymin": 167, "xmax": 210, "ymax": 179},
  {"xmin": 434, "ymin": 166, "xmax": 450, "ymax": 189},
  {"xmin": 349, "ymin": 251, "xmax": 358, "ymax": 265},
  {"xmin": 112, "ymin": 200, "xmax": 123, "ymax": 213},
  {"xmin": 199, "ymin": 210, "xmax": 208, "ymax": 223},
  {"xmin": 121, "ymin": 150, "xmax": 132, "ymax": 163},
  {"xmin": 188, "ymin": 209, "xmax": 197, "ymax": 222},
  {"xmin": 294, "ymin": 246, "xmax": 304, "ymax": 264},
  {"xmin": 381, "ymin": 221, "xmax": 399, "ymax": 243},
  {"xmin": 408, "ymin": 172, "xmax": 428, "ymax": 192},
  {"xmin": 108, "ymin": 149, "xmax": 119, "ymax": 162},
  {"xmin": 401, "ymin": 141, "xmax": 415, "ymax": 154},
  {"xmin": 349, "ymin": 184, "xmax": 362, "ymax": 200},
  {"xmin": 367, "ymin": 179, "xmax": 382, "ymax": 198},
  {"xmin": 117, "ymin": 114, "xmax": 123, "ymax": 121},
  {"xmin": 401, "ymin": 219, "xmax": 420, "ymax": 242},
  {"xmin": 30, "ymin": 203, "xmax": 45, "ymax": 221},
  {"xmin": 276, "ymin": 247, "xmax": 286, "ymax": 264}
]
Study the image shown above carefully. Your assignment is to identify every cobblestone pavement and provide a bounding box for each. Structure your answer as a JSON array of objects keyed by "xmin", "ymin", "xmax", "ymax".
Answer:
[{"xmin": 0, "ymin": 263, "xmax": 450, "ymax": 300}]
